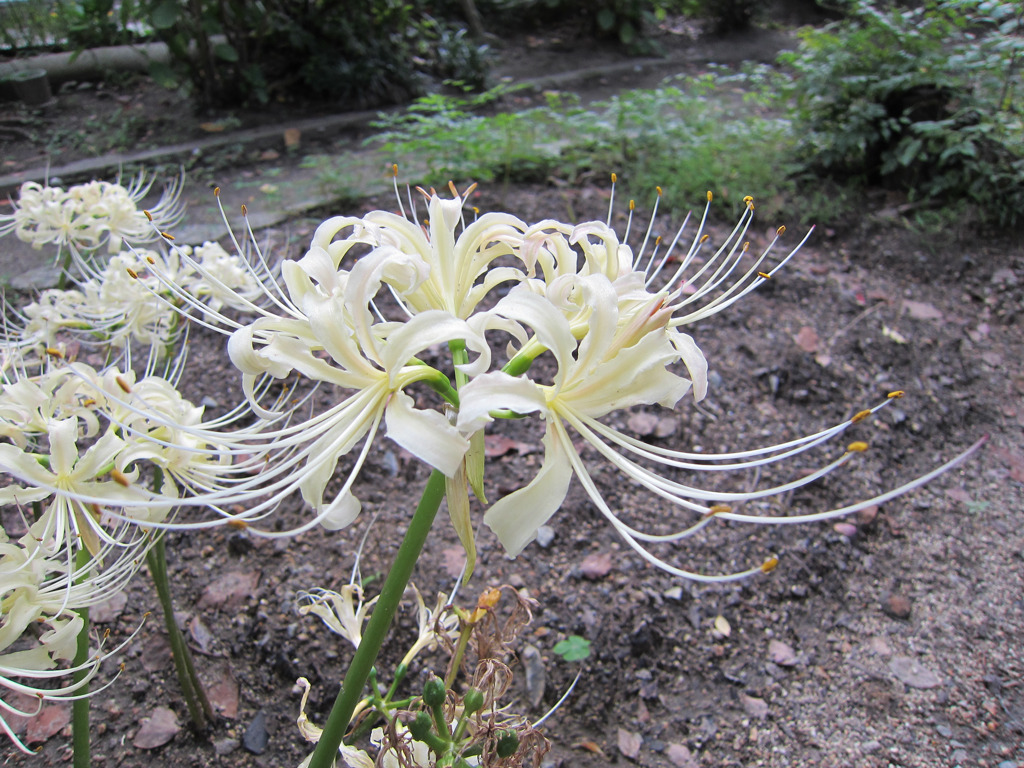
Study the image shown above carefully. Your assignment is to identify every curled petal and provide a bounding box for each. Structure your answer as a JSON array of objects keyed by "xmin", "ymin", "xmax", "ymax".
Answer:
[{"xmin": 484, "ymin": 428, "xmax": 572, "ymax": 557}]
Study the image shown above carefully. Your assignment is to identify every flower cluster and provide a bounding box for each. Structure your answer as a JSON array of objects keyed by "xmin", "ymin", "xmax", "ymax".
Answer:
[
  {"xmin": 180, "ymin": 180, "xmax": 978, "ymax": 581},
  {"xmin": 9, "ymin": 240, "xmax": 260, "ymax": 357},
  {"xmin": 0, "ymin": 175, "xmax": 184, "ymax": 266}
]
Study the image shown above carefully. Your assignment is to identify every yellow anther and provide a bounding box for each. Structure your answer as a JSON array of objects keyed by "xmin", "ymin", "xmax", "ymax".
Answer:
[
  {"xmin": 110, "ymin": 469, "xmax": 131, "ymax": 487},
  {"xmin": 706, "ymin": 190, "xmax": 713, "ymax": 202},
  {"xmin": 126, "ymin": 267, "xmax": 138, "ymax": 279},
  {"xmin": 102, "ymin": 628, "xmax": 110, "ymax": 640},
  {"xmin": 160, "ymin": 231, "xmax": 174, "ymax": 241},
  {"xmin": 392, "ymin": 163, "xmax": 399, "ymax": 177},
  {"xmin": 146, "ymin": 256, "xmax": 155, "ymax": 264},
  {"xmin": 747, "ymin": 200, "xmax": 755, "ymax": 210},
  {"xmin": 472, "ymin": 206, "xmax": 480, "ymax": 215},
  {"xmin": 143, "ymin": 210, "xmax": 153, "ymax": 222},
  {"xmin": 887, "ymin": 390, "xmax": 905, "ymax": 399},
  {"xmin": 851, "ymin": 409, "xmax": 872, "ymax": 423},
  {"xmin": 448, "ymin": 180, "xmax": 459, "ymax": 197},
  {"xmin": 214, "ymin": 186, "xmax": 221, "ymax": 197},
  {"xmin": 655, "ymin": 235, "xmax": 662, "ymax": 245},
  {"xmin": 742, "ymin": 241, "xmax": 750, "ymax": 251},
  {"xmin": 699, "ymin": 234, "xmax": 709, "ymax": 244},
  {"xmin": 45, "ymin": 347, "xmax": 63, "ymax": 359},
  {"xmin": 629, "ymin": 199, "xmax": 635, "ymax": 210},
  {"xmin": 119, "ymin": 662, "xmax": 126, "ymax": 672},
  {"xmin": 227, "ymin": 519, "xmax": 249, "ymax": 530},
  {"xmin": 82, "ymin": 398, "xmax": 95, "ymax": 406},
  {"xmin": 847, "ymin": 441, "xmax": 869, "ymax": 453},
  {"xmin": 743, "ymin": 195, "xmax": 754, "ymax": 204},
  {"xmin": 116, "ymin": 374, "xmax": 132, "ymax": 393},
  {"xmin": 656, "ymin": 186, "xmax": 662, "ymax": 196},
  {"xmin": 611, "ymin": 172, "xmax": 617, "ymax": 183},
  {"xmin": 761, "ymin": 555, "xmax": 780, "ymax": 574},
  {"xmin": 464, "ymin": 182, "xmax": 478, "ymax": 197},
  {"xmin": 757, "ymin": 271, "xmax": 771, "ymax": 280},
  {"xmin": 705, "ymin": 503, "xmax": 731, "ymax": 517},
  {"xmin": 240, "ymin": 204, "xmax": 247, "ymax": 216},
  {"xmin": 777, "ymin": 225, "xmax": 786, "ymax": 236}
]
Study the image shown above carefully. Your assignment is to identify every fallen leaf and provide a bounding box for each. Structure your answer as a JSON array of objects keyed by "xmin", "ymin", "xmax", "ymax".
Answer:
[
  {"xmin": 25, "ymin": 705, "xmax": 69, "ymax": 745},
  {"xmin": 902, "ymin": 300, "xmax": 943, "ymax": 321},
  {"xmin": 484, "ymin": 434, "xmax": 536, "ymax": 458},
  {"xmin": 667, "ymin": 743, "xmax": 699, "ymax": 768},
  {"xmin": 889, "ymin": 656, "xmax": 941, "ymax": 689},
  {"xmin": 573, "ymin": 740, "xmax": 607, "ymax": 757},
  {"xmin": 283, "ymin": 127, "xmax": 301, "ymax": 149},
  {"xmin": 579, "ymin": 552, "xmax": 614, "ymax": 580},
  {"xmin": 197, "ymin": 570, "xmax": 261, "ymax": 611},
  {"xmin": 713, "ymin": 615, "xmax": 731, "ymax": 639},
  {"xmin": 134, "ymin": 706, "xmax": 180, "ymax": 749},
  {"xmin": 617, "ymin": 728, "xmax": 642, "ymax": 760},
  {"xmin": 189, "ymin": 615, "xmax": 216, "ymax": 654},
  {"xmin": 206, "ymin": 664, "xmax": 239, "ymax": 719},
  {"xmin": 91, "ymin": 591, "xmax": 127, "ymax": 623},
  {"xmin": 199, "ymin": 121, "xmax": 226, "ymax": 132},
  {"xmin": 141, "ymin": 631, "xmax": 172, "ymax": 672},
  {"xmin": 740, "ymin": 693, "xmax": 768, "ymax": 720},
  {"xmin": 768, "ymin": 639, "xmax": 797, "ymax": 666},
  {"xmin": 441, "ymin": 546, "xmax": 466, "ymax": 578},
  {"xmin": 793, "ymin": 326, "xmax": 819, "ymax": 353}
]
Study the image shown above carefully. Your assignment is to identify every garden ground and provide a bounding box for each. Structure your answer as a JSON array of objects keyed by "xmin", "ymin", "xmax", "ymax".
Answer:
[{"xmin": 1, "ymin": 17, "xmax": 1023, "ymax": 768}]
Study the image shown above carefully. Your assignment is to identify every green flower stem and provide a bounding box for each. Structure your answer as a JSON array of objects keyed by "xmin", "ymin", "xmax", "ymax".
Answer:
[
  {"xmin": 145, "ymin": 534, "xmax": 213, "ymax": 730},
  {"xmin": 71, "ymin": 548, "xmax": 91, "ymax": 768},
  {"xmin": 308, "ymin": 469, "xmax": 448, "ymax": 768}
]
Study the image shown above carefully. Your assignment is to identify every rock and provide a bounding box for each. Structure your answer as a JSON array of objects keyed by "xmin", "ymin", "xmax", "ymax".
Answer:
[
  {"xmin": 243, "ymin": 709, "xmax": 269, "ymax": 754},
  {"xmin": 883, "ymin": 593, "xmax": 912, "ymax": 620},
  {"xmin": 579, "ymin": 552, "xmax": 614, "ymax": 580},
  {"xmin": 213, "ymin": 737, "xmax": 240, "ymax": 756},
  {"xmin": 522, "ymin": 644, "xmax": 546, "ymax": 709},
  {"xmin": 768, "ymin": 639, "xmax": 797, "ymax": 666},
  {"xmin": 889, "ymin": 656, "xmax": 941, "ymax": 689},
  {"xmin": 25, "ymin": 705, "xmax": 70, "ymax": 745},
  {"xmin": 617, "ymin": 728, "xmax": 641, "ymax": 760},
  {"xmin": 536, "ymin": 525, "xmax": 555, "ymax": 548},
  {"xmin": 667, "ymin": 742, "xmax": 698, "ymax": 768},
  {"xmin": 740, "ymin": 694, "xmax": 768, "ymax": 720}
]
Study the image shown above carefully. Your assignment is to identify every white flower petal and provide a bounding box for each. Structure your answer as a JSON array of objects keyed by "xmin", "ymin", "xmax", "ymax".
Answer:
[
  {"xmin": 385, "ymin": 392, "xmax": 468, "ymax": 477},
  {"xmin": 456, "ymin": 372, "xmax": 548, "ymax": 434},
  {"xmin": 484, "ymin": 428, "xmax": 572, "ymax": 557}
]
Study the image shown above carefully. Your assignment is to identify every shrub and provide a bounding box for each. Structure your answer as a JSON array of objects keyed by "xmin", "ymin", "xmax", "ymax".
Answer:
[{"xmin": 780, "ymin": 0, "xmax": 1024, "ymax": 227}]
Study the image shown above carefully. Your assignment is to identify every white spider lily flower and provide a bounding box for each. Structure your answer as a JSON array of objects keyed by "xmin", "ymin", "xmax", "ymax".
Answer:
[
  {"xmin": 297, "ymin": 584, "xmax": 378, "ymax": 651},
  {"xmin": 459, "ymin": 271, "xmax": 983, "ymax": 582},
  {"xmin": 0, "ymin": 173, "xmax": 184, "ymax": 260},
  {"xmin": 295, "ymin": 677, "xmax": 375, "ymax": 768},
  {"xmin": 302, "ymin": 183, "xmax": 529, "ymax": 318}
]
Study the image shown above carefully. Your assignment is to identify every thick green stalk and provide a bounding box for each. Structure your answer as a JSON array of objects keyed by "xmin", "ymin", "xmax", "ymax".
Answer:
[
  {"xmin": 71, "ymin": 549, "xmax": 91, "ymax": 768},
  {"xmin": 146, "ymin": 534, "xmax": 213, "ymax": 730},
  {"xmin": 308, "ymin": 469, "xmax": 448, "ymax": 768}
]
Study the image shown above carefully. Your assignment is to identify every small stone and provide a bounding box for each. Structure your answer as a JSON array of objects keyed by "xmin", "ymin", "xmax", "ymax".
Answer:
[
  {"xmin": 861, "ymin": 740, "xmax": 882, "ymax": 754},
  {"xmin": 243, "ymin": 710, "xmax": 269, "ymax": 754},
  {"xmin": 213, "ymin": 738, "xmax": 240, "ymax": 756},
  {"xmin": 667, "ymin": 743, "xmax": 698, "ymax": 768},
  {"xmin": 522, "ymin": 644, "xmax": 546, "ymax": 709},
  {"xmin": 884, "ymin": 593, "xmax": 912, "ymax": 620},
  {"xmin": 936, "ymin": 724, "xmax": 953, "ymax": 738},
  {"xmin": 889, "ymin": 656, "xmax": 941, "ymax": 689},
  {"xmin": 535, "ymin": 525, "xmax": 555, "ymax": 548},
  {"xmin": 579, "ymin": 551, "xmax": 614, "ymax": 580}
]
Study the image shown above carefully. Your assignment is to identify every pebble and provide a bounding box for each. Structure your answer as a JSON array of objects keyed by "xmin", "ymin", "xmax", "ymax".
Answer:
[
  {"xmin": 243, "ymin": 710, "xmax": 269, "ymax": 754},
  {"xmin": 213, "ymin": 738, "xmax": 239, "ymax": 756},
  {"xmin": 861, "ymin": 740, "xmax": 882, "ymax": 754},
  {"xmin": 522, "ymin": 644, "xmax": 546, "ymax": 709},
  {"xmin": 884, "ymin": 592, "xmax": 912, "ymax": 620},
  {"xmin": 535, "ymin": 525, "xmax": 555, "ymax": 548}
]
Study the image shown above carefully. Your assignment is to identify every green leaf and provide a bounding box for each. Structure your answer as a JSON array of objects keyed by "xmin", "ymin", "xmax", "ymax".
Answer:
[
  {"xmin": 553, "ymin": 635, "xmax": 591, "ymax": 662},
  {"xmin": 213, "ymin": 42, "xmax": 239, "ymax": 62},
  {"xmin": 149, "ymin": 0, "xmax": 179, "ymax": 30},
  {"xmin": 148, "ymin": 60, "xmax": 179, "ymax": 89},
  {"xmin": 597, "ymin": 8, "xmax": 616, "ymax": 31}
]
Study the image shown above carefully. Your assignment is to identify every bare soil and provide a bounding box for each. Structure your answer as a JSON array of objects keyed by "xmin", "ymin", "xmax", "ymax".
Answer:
[{"xmin": 2, "ymin": 17, "xmax": 1024, "ymax": 768}]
